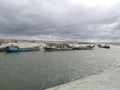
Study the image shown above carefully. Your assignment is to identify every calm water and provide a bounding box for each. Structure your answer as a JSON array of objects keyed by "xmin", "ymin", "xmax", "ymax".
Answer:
[{"xmin": 0, "ymin": 46, "xmax": 120, "ymax": 90}]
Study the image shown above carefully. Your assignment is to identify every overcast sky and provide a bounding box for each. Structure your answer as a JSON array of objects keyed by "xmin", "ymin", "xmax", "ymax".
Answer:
[{"xmin": 0, "ymin": 0, "xmax": 120, "ymax": 42}]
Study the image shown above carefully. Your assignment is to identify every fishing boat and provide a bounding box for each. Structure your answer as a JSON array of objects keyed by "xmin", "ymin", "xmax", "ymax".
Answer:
[
  {"xmin": 6, "ymin": 45, "xmax": 39, "ymax": 52},
  {"xmin": 72, "ymin": 45, "xmax": 95, "ymax": 50},
  {"xmin": 98, "ymin": 44, "xmax": 110, "ymax": 49},
  {"xmin": 43, "ymin": 46, "xmax": 73, "ymax": 51}
]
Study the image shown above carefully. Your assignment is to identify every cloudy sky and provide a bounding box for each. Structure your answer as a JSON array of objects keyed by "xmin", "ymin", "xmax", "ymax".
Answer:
[{"xmin": 0, "ymin": 0, "xmax": 120, "ymax": 42}]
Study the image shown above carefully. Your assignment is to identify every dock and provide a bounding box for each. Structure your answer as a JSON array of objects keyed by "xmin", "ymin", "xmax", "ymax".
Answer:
[{"xmin": 46, "ymin": 67, "xmax": 120, "ymax": 90}]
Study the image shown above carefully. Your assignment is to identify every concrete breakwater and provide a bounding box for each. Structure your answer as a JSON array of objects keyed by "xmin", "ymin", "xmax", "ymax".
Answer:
[{"xmin": 46, "ymin": 67, "xmax": 120, "ymax": 90}]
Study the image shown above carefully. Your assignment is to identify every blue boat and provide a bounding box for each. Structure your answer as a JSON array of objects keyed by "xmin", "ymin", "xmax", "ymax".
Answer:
[{"xmin": 6, "ymin": 45, "xmax": 39, "ymax": 52}]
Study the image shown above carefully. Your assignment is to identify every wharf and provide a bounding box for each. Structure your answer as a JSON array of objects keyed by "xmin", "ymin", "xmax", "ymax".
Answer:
[{"xmin": 46, "ymin": 68, "xmax": 120, "ymax": 90}]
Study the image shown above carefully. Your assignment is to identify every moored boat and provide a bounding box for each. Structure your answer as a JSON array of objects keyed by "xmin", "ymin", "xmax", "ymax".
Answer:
[
  {"xmin": 98, "ymin": 44, "xmax": 110, "ymax": 49},
  {"xmin": 6, "ymin": 45, "xmax": 39, "ymax": 52},
  {"xmin": 72, "ymin": 45, "xmax": 95, "ymax": 50},
  {"xmin": 43, "ymin": 47, "xmax": 73, "ymax": 51}
]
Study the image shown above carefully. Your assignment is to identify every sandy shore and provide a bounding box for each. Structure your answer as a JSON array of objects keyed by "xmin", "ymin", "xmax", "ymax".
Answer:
[{"xmin": 0, "ymin": 42, "xmax": 45, "ymax": 48}]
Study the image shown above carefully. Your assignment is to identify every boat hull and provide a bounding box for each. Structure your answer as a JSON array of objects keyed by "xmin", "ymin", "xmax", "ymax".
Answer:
[
  {"xmin": 72, "ymin": 45, "xmax": 95, "ymax": 50},
  {"xmin": 6, "ymin": 46, "xmax": 39, "ymax": 52},
  {"xmin": 98, "ymin": 45, "xmax": 110, "ymax": 49},
  {"xmin": 44, "ymin": 47, "xmax": 73, "ymax": 51}
]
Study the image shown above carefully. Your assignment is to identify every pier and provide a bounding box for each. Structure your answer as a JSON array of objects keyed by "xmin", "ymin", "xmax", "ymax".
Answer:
[{"xmin": 46, "ymin": 68, "xmax": 120, "ymax": 90}]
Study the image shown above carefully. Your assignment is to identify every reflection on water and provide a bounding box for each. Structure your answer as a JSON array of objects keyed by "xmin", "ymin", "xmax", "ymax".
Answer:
[{"xmin": 0, "ymin": 46, "xmax": 120, "ymax": 90}]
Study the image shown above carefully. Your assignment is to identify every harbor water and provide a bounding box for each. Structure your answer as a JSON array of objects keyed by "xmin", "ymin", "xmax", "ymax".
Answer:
[{"xmin": 0, "ymin": 46, "xmax": 120, "ymax": 90}]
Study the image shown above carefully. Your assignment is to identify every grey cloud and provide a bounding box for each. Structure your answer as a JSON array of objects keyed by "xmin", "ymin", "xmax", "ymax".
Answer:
[{"xmin": 0, "ymin": 0, "xmax": 120, "ymax": 41}]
